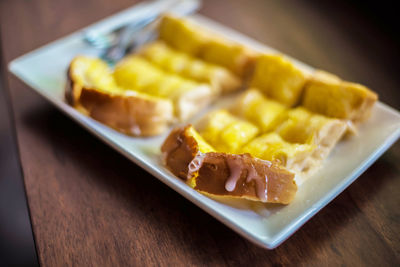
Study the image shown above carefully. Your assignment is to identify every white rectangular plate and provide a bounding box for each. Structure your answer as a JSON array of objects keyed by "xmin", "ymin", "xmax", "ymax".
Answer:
[{"xmin": 9, "ymin": 2, "xmax": 400, "ymax": 249}]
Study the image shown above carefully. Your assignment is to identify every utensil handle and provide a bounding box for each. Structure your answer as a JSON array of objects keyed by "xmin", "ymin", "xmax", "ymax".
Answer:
[{"xmin": 84, "ymin": 0, "xmax": 201, "ymax": 46}]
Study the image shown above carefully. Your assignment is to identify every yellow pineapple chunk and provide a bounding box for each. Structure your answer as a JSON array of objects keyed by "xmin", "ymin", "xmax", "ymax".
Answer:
[
  {"xmin": 241, "ymin": 132, "xmax": 314, "ymax": 172},
  {"xmin": 250, "ymin": 54, "xmax": 307, "ymax": 106},
  {"xmin": 139, "ymin": 42, "xmax": 240, "ymax": 93},
  {"xmin": 302, "ymin": 72, "xmax": 378, "ymax": 123},
  {"xmin": 158, "ymin": 14, "xmax": 208, "ymax": 55},
  {"xmin": 231, "ymin": 89, "xmax": 287, "ymax": 133},
  {"xmin": 197, "ymin": 110, "xmax": 259, "ymax": 153}
]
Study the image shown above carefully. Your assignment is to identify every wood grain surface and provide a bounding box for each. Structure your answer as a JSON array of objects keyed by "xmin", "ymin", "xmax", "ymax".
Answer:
[{"xmin": 1, "ymin": 0, "xmax": 399, "ymax": 266}]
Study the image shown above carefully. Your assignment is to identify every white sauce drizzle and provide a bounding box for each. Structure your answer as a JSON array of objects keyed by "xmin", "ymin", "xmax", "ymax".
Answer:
[
  {"xmin": 263, "ymin": 174, "xmax": 269, "ymax": 202},
  {"xmin": 225, "ymin": 157, "xmax": 243, "ymax": 192},
  {"xmin": 259, "ymin": 158, "xmax": 272, "ymax": 168},
  {"xmin": 130, "ymin": 125, "xmax": 141, "ymax": 136},
  {"xmin": 187, "ymin": 152, "xmax": 206, "ymax": 180},
  {"xmin": 124, "ymin": 90, "xmax": 137, "ymax": 96},
  {"xmin": 346, "ymin": 120, "xmax": 358, "ymax": 135},
  {"xmin": 224, "ymin": 157, "xmax": 270, "ymax": 202}
]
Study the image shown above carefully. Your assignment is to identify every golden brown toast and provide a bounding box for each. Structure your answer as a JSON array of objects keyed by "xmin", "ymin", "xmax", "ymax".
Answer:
[
  {"xmin": 158, "ymin": 14, "xmax": 257, "ymax": 78},
  {"xmin": 66, "ymin": 55, "xmax": 214, "ymax": 136},
  {"xmin": 66, "ymin": 56, "xmax": 174, "ymax": 136},
  {"xmin": 302, "ymin": 70, "xmax": 378, "ymax": 124},
  {"xmin": 161, "ymin": 125, "xmax": 297, "ymax": 204},
  {"xmin": 250, "ymin": 54, "xmax": 308, "ymax": 107}
]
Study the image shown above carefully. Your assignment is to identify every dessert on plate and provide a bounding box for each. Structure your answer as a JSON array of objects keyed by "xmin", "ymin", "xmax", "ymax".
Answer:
[
  {"xmin": 66, "ymin": 14, "xmax": 253, "ymax": 136},
  {"xmin": 65, "ymin": 14, "xmax": 378, "ymax": 204}
]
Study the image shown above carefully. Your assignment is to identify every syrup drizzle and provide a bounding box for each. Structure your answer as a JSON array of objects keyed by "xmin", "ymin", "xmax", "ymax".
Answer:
[
  {"xmin": 225, "ymin": 157, "xmax": 243, "ymax": 192},
  {"xmin": 225, "ymin": 156, "xmax": 269, "ymax": 202},
  {"xmin": 187, "ymin": 152, "xmax": 206, "ymax": 179}
]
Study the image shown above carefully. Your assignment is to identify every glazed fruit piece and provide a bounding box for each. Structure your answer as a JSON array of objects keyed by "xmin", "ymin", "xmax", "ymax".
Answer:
[
  {"xmin": 138, "ymin": 41, "xmax": 241, "ymax": 93},
  {"xmin": 250, "ymin": 54, "xmax": 308, "ymax": 107},
  {"xmin": 161, "ymin": 125, "xmax": 297, "ymax": 204}
]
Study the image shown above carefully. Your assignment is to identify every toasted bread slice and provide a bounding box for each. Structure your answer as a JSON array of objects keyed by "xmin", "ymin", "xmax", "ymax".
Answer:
[
  {"xmin": 195, "ymin": 105, "xmax": 346, "ymax": 183},
  {"xmin": 138, "ymin": 41, "xmax": 241, "ymax": 94},
  {"xmin": 66, "ymin": 56, "xmax": 174, "ymax": 136},
  {"xmin": 158, "ymin": 14, "xmax": 257, "ymax": 78},
  {"xmin": 302, "ymin": 70, "xmax": 378, "ymax": 124},
  {"xmin": 113, "ymin": 55, "xmax": 214, "ymax": 121},
  {"xmin": 66, "ymin": 55, "xmax": 117, "ymax": 105},
  {"xmin": 250, "ymin": 54, "xmax": 308, "ymax": 106},
  {"xmin": 162, "ymin": 125, "xmax": 297, "ymax": 204},
  {"xmin": 78, "ymin": 88, "xmax": 174, "ymax": 136}
]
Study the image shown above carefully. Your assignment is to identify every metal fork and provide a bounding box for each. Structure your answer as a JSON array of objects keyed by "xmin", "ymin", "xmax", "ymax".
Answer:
[{"xmin": 84, "ymin": 0, "xmax": 201, "ymax": 65}]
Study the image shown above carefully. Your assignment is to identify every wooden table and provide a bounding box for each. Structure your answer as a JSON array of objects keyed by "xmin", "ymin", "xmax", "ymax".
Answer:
[{"xmin": 1, "ymin": 0, "xmax": 399, "ymax": 265}]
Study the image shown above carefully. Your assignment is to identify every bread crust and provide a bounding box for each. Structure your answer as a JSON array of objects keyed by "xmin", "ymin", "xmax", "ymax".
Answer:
[
  {"xmin": 302, "ymin": 70, "xmax": 378, "ymax": 123},
  {"xmin": 162, "ymin": 125, "xmax": 297, "ymax": 204},
  {"xmin": 78, "ymin": 88, "xmax": 173, "ymax": 136},
  {"xmin": 66, "ymin": 59, "xmax": 174, "ymax": 136}
]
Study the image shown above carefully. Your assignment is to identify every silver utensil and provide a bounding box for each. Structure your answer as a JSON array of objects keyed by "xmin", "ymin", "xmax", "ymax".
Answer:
[{"xmin": 84, "ymin": 0, "xmax": 201, "ymax": 65}]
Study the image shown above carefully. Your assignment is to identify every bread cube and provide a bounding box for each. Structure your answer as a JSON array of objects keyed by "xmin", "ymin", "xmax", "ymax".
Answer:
[
  {"xmin": 250, "ymin": 54, "xmax": 307, "ymax": 106},
  {"xmin": 302, "ymin": 71, "xmax": 378, "ymax": 123},
  {"xmin": 197, "ymin": 110, "xmax": 259, "ymax": 153},
  {"xmin": 231, "ymin": 89, "xmax": 287, "ymax": 133}
]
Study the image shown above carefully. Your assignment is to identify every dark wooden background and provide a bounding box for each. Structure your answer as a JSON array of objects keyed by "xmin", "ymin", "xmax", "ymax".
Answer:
[{"xmin": 1, "ymin": 0, "xmax": 399, "ymax": 266}]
